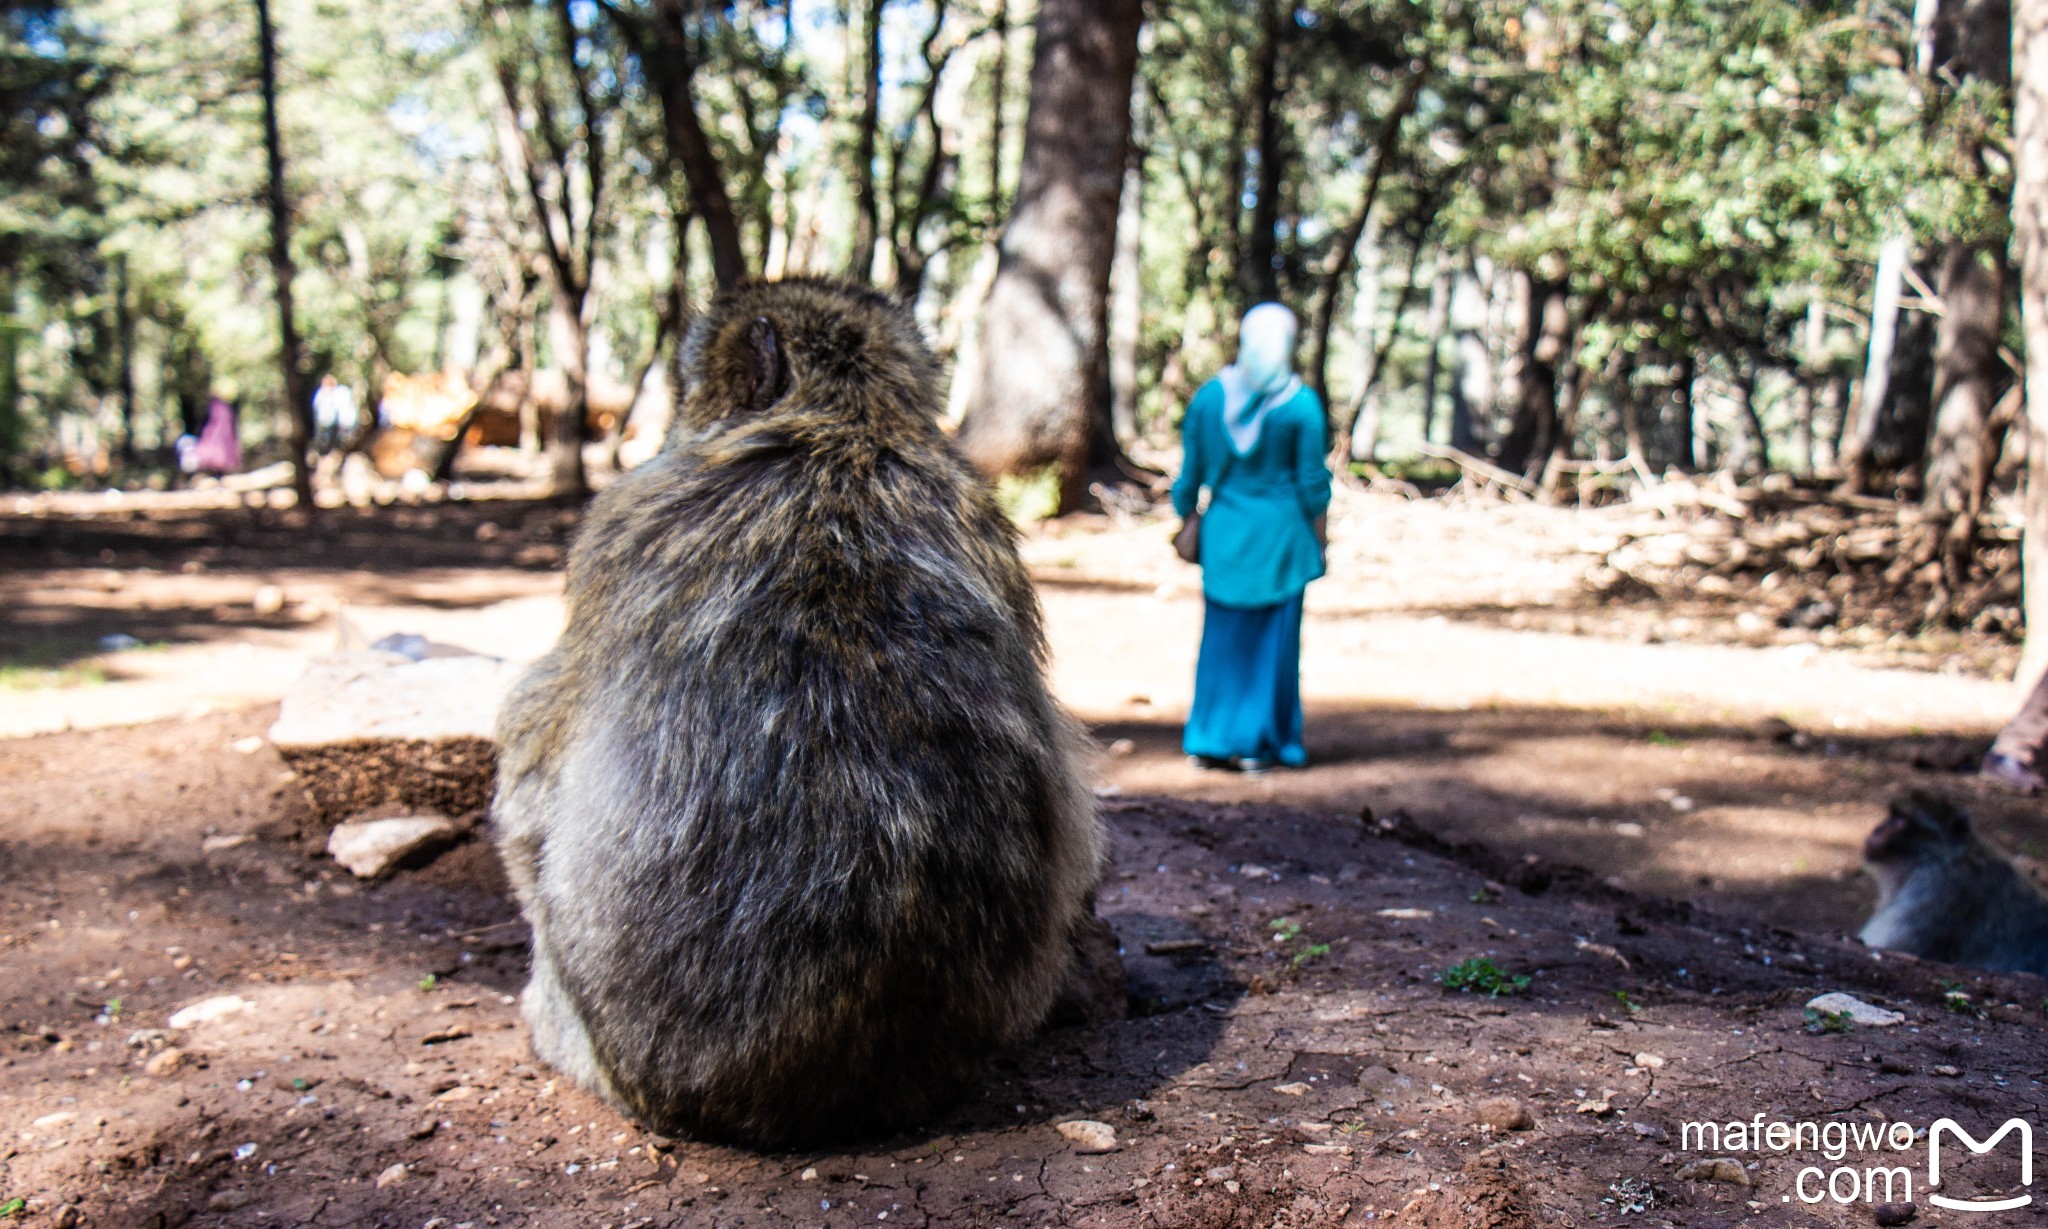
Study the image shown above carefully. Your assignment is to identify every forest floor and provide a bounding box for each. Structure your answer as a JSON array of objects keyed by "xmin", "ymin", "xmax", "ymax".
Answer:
[{"xmin": 3, "ymin": 481, "xmax": 2047, "ymax": 1227}]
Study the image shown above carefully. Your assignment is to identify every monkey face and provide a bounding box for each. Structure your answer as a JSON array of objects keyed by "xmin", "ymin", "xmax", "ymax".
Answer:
[{"xmin": 1863, "ymin": 791, "xmax": 1972, "ymax": 866}]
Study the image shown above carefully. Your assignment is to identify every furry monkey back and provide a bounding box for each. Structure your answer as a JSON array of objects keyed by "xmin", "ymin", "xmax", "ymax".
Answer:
[{"xmin": 493, "ymin": 279, "xmax": 1104, "ymax": 1148}]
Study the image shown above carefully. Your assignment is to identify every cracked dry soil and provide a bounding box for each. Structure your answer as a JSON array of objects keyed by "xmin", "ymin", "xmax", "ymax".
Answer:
[{"xmin": 3, "ymin": 709, "xmax": 2046, "ymax": 1228}]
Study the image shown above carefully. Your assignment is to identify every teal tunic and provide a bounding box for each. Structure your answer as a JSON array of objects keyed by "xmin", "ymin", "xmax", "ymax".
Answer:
[{"xmin": 1170, "ymin": 378, "xmax": 1332, "ymax": 609}]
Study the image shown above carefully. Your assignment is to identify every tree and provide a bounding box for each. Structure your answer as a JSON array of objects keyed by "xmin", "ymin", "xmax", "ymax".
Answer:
[
  {"xmin": 2015, "ymin": 0, "xmax": 2048, "ymax": 677},
  {"xmin": 1921, "ymin": 0, "xmax": 2015, "ymax": 603},
  {"xmin": 254, "ymin": 0, "xmax": 313, "ymax": 509},
  {"xmin": 953, "ymin": 0, "xmax": 1143, "ymax": 510},
  {"xmin": 489, "ymin": 0, "xmax": 619, "ymax": 499}
]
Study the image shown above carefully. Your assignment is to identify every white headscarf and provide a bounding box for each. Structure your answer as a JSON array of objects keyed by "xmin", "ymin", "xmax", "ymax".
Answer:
[{"xmin": 1218, "ymin": 302, "xmax": 1301, "ymax": 454}]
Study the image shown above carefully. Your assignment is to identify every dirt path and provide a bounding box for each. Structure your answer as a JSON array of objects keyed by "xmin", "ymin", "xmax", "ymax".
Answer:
[
  {"xmin": 6, "ymin": 490, "xmax": 2048, "ymax": 1225},
  {"xmin": 3, "ymin": 711, "xmax": 2045, "ymax": 1227}
]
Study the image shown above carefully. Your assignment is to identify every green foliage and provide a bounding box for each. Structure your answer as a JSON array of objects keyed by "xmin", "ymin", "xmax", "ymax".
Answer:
[
  {"xmin": 1803, "ymin": 1007, "xmax": 1854, "ymax": 1035},
  {"xmin": 417, "ymin": 973, "xmax": 438, "ymax": 993},
  {"xmin": 994, "ymin": 465, "xmax": 1062, "ymax": 525},
  {"xmin": 0, "ymin": 1198, "xmax": 23, "ymax": 1218},
  {"xmin": 1437, "ymin": 956, "xmax": 1531, "ymax": 997}
]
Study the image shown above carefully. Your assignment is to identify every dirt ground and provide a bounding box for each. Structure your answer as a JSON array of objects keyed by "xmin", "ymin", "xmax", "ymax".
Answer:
[{"xmin": 5, "ymin": 484, "xmax": 2048, "ymax": 1226}]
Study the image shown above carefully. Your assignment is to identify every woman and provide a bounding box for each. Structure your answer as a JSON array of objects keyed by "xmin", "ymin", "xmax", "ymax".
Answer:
[
  {"xmin": 1171, "ymin": 303, "xmax": 1331, "ymax": 773},
  {"xmin": 192, "ymin": 391, "xmax": 242, "ymax": 476}
]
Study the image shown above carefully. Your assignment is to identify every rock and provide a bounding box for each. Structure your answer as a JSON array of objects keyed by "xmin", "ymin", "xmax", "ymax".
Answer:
[
  {"xmin": 145, "ymin": 1047, "xmax": 190, "ymax": 1076},
  {"xmin": 1805, "ymin": 992, "xmax": 1905, "ymax": 1027},
  {"xmin": 33, "ymin": 1111, "xmax": 77, "ymax": 1129},
  {"xmin": 419, "ymin": 1025, "xmax": 472, "ymax": 1045},
  {"xmin": 230, "ymin": 735, "xmax": 266, "ymax": 755},
  {"xmin": 169, "ymin": 995, "xmax": 250, "ymax": 1030},
  {"xmin": 201, "ymin": 834, "xmax": 254, "ymax": 853},
  {"xmin": 207, "ymin": 1190, "xmax": 254, "ymax": 1212},
  {"xmin": 409, "ymin": 1118, "xmax": 439, "ymax": 1140},
  {"xmin": 1377, "ymin": 908, "xmax": 1433, "ymax": 920},
  {"xmin": 1873, "ymin": 1202, "xmax": 1917, "ymax": 1226},
  {"xmin": 1055, "ymin": 1120, "xmax": 1118, "ymax": 1154},
  {"xmin": 1932, "ymin": 1064, "xmax": 1961, "ymax": 1077},
  {"xmin": 269, "ymin": 651, "xmax": 523, "ymax": 820},
  {"xmin": 1633, "ymin": 1052, "xmax": 1666, "ymax": 1069},
  {"xmin": 327, "ymin": 815, "xmax": 461, "ymax": 879},
  {"xmin": 375, "ymin": 1163, "xmax": 408, "ymax": 1188},
  {"xmin": 1675, "ymin": 1157, "xmax": 1750, "ymax": 1186},
  {"xmin": 251, "ymin": 584, "xmax": 286, "ymax": 615},
  {"xmin": 53, "ymin": 1206, "xmax": 80, "ymax": 1229},
  {"xmin": 1473, "ymin": 1098, "xmax": 1535, "ymax": 1132},
  {"xmin": 1273, "ymin": 1082, "xmax": 1311, "ymax": 1097}
]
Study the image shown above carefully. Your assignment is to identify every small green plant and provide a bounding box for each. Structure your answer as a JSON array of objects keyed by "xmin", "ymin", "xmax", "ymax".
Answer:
[
  {"xmin": 1803, "ymin": 1008, "xmax": 1854, "ymax": 1035},
  {"xmin": 417, "ymin": 974, "xmax": 438, "ymax": 993},
  {"xmin": 0, "ymin": 1198, "xmax": 24, "ymax": 1218},
  {"xmin": 1469, "ymin": 885, "xmax": 1500, "ymax": 904},
  {"xmin": 105, "ymin": 997, "xmax": 122, "ymax": 1021},
  {"xmin": 1292, "ymin": 942, "xmax": 1332, "ymax": 967},
  {"xmin": 1269, "ymin": 917, "xmax": 1302, "ymax": 942},
  {"xmin": 1613, "ymin": 989, "xmax": 1643, "ymax": 1016},
  {"xmin": 1646, "ymin": 730, "xmax": 1683, "ymax": 747},
  {"xmin": 1940, "ymin": 981, "xmax": 1981, "ymax": 1017},
  {"xmin": 1437, "ymin": 957, "xmax": 1531, "ymax": 997}
]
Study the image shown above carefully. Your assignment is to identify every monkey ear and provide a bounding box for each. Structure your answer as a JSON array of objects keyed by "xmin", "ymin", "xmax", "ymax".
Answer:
[{"xmin": 739, "ymin": 316, "xmax": 791, "ymax": 414}]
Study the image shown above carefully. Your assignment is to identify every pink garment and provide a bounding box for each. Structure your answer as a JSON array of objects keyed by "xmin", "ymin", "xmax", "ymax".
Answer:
[{"xmin": 193, "ymin": 398, "xmax": 241, "ymax": 474}]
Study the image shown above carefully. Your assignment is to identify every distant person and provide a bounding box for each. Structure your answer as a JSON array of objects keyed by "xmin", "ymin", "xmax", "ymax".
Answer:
[
  {"xmin": 191, "ymin": 393, "xmax": 242, "ymax": 475},
  {"xmin": 312, "ymin": 374, "xmax": 359, "ymax": 454},
  {"xmin": 1169, "ymin": 302, "xmax": 1331, "ymax": 774},
  {"xmin": 1983, "ymin": 668, "xmax": 2048, "ymax": 793}
]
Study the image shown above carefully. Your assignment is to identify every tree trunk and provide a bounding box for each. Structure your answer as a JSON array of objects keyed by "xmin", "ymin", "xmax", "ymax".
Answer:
[
  {"xmin": 1674, "ymin": 351, "xmax": 1699, "ymax": 471},
  {"xmin": 255, "ymin": 0, "xmax": 313, "ymax": 509},
  {"xmin": 1305, "ymin": 68, "xmax": 1422, "ymax": 407},
  {"xmin": 953, "ymin": 0, "xmax": 1142, "ymax": 510},
  {"xmin": 1798, "ymin": 297, "xmax": 1826, "ymax": 474},
  {"xmin": 114, "ymin": 253, "xmax": 135, "ymax": 465},
  {"xmin": 1843, "ymin": 233, "xmax": 1913, "ymax": 490},
  {"xmin": 987, "ymin": 0, "xmax": 1008, "ymax": 214},
  {"xmin": 1925, "ymin": 242, "xmax": 2011, "ymax": 520},
  {"xmin": 1419, "ymin": 267, "xmax": 1449, "ymax": 443},
  {"xmin": 2018, "ymin": 0, "xmax": 2048, "ymax": 678},
  {"xmin": 848, "ymin": 0, "xmax": 885, "ymax": 281},
  {"xmin": 1242, "ymin": 0, "xmax": 1286, "ymax": 307},
  {"xmin": 1108, "ymin": 91, "xmax": 1144, "ymax": 446},
  {"xmin": 0, "ymin": 266, "xmax": 18, "ymax": 479},
  {"xmin": 1921, "ymin": 0, "xmax": 2015, "ymax": 595},
  {"xmin": 1346, "ymin": 237, "xmax": 1424, "ymax": 461},
  {"xmin": 626, "ymin": 2, "xmax": 747, "ymax": 289},
  {"xmin": 1495, "ymin": 276, "xmax": 1567, "ymax": 477}
]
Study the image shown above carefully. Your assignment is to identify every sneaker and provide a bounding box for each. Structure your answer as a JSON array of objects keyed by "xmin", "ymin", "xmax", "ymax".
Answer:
[
  {"xmin": 1233, "ymin": 757, "xmax": 1275, "ymax": 777},
  {"xmin": 1188, "ymin": 755, "xmax": 1234, "ymax": 772},
  {"xmin": 1981, "ymin": 752, "xmax": 2047, "ymax": 794}
]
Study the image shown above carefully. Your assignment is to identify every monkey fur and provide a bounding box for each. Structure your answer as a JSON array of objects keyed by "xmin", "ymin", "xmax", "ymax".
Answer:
[
  {"xmin": 492, "ymin": 278, "xmax": 1105, "ymax": 1149},
  {"xmin": 1859, "ymin": 790, "xmax": 2048, "ymax": 977}
]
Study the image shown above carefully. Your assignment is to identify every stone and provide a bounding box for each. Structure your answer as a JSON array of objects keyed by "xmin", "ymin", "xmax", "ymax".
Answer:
[
  {"xmin": 1056, "ymin": 1120, "xmax": 1118, "ymax": 1154},
  {"xmin": 1873, "ymin": 1202, "xmax": 1917, "ymax": 1226},
  {"xmin": 1472, "ymin": 1097, "xmax": 1535, "ymax": 1132},
  {"xmin": 1273, "ymin": 1082, "xmax": 1311, "ymax": 1097},
  {"xmin": 269, "ymin": 651, "xmax": 524, "ymax": 820},
  {"xmin": 1805, "ymin": 992, "xmax": 1905, "ymax": 1027},
  {"xmin": 1674, "ymin": 1157, "xmax": 1750, "ymax": 1186},
  {"xmin": 201, "ymin": 834, "xmax": 254, "ymax": 853},
  {"xmin": 145, "ymin": 1047, "xmax": 190, "ymax": 1077},
  {"xmin": 169, "ymin": 995, "xmax": 250, "ymax": 1030},
  {"xmin": 327, "ymin": 815, "xmax": 461, "ymax": 879},
  {"xmin": 375, "ymin": 1163, "xmax": 408, "ymax": 1188},
  {"xmin": 207, "ymin": 1190, "xmax": 254, "ymax": 1212}
]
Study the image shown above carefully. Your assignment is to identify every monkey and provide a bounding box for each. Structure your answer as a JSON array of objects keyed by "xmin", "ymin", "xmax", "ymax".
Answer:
[
  {"xmin": 491, "ymin": 278, "xmax": 1106, "ymax": 1149},
  {"xmin": 1858, "ymin": 790, "xmax": 2048, "ymax": 977}
]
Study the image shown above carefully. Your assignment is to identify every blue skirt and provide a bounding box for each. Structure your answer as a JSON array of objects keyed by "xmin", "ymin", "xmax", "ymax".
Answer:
[{"xmin": 1184, "ymin": 594, "xmax": 1306, "ymax": 766}]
